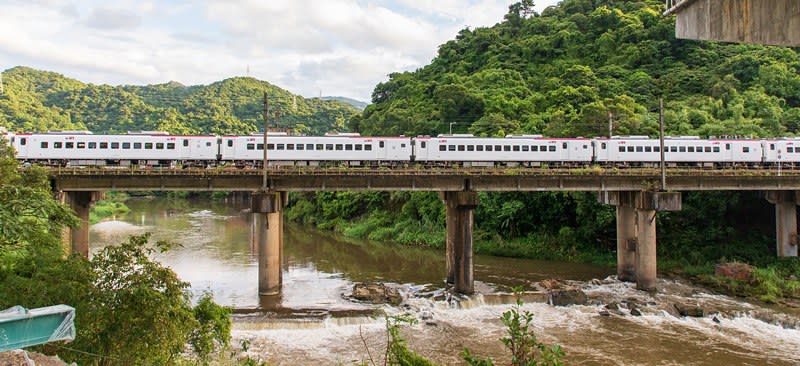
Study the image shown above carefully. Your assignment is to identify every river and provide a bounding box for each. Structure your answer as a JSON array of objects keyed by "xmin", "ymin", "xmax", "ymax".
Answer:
[{"xmin": 90, "ymin": 197, "xmax": 800, "ymax": 365}]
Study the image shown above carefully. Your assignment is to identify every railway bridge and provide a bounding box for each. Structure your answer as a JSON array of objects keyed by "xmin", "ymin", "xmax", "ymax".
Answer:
[{"xmin": 50, "ymin": 167, "xmax": 800, "ymax": 296}]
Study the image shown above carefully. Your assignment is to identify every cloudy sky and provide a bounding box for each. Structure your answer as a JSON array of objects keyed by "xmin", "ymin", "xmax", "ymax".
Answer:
[{"xmin": 0, "ymin": 0, "xmax": 560, "ymax": 102}]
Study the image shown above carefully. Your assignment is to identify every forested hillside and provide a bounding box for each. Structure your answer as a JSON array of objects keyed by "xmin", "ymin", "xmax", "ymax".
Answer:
[
  {"xmin": 0, "ymin": 66, "xmax": 359, "ymax": 135},
  {"xmin": 352, "ymin": 0, "xmax": 800, "ymax": 139}
]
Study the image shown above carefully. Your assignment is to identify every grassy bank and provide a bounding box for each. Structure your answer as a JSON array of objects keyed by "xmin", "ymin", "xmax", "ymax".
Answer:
[{"xmin": 89, "ymin": 192, "xmax": 130, "ymax": 223}]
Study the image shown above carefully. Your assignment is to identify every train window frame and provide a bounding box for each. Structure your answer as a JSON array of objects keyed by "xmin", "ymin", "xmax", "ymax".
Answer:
[
  {"xmin": 448, "ymin": 145, "xmax": 456, "ymax": 151},
  {"xmin": 513, "ymin": 145, "xmax": 520, "ymax": 152},
  {"xmin": 583, "ymin": 144, "xmax": 588, "ymax": 149},
  {"xmin": 256, "ymin": 143, "xmax": 264, "ymax": 150},
  {"xmin": 167, "ymin": 143, "xmax": 175, "ymax": 150},
  {"xmin": 354, "ymin": 144, "xmax": 362, "ymax": 151},
  {"xmin": 653, "ymin": 146, "xmax": 659, "ymax": 152},
  {"xmin": 420, "ymin": 141, "xmax": 426, "ymax": 149},
  {"xmin": 89, "ymin": 142, "xmax": 96, "ymax": 149},
  {"xmin": 110, "ymin": 142, "xmax": 119, "ymax": 149},
  {"xmin": 486, "ymin": 145, "xmax": 493, "ymax": 151},
  {"xmin": 704, "ymin": 146, "xmax": 711, "ymax": 153},
  {"xmin": 790, "ymin": 147, "xmax": 795, "ymax": 153},
  {"xmin": 522, "ymin": 145, "xmax": 529, "ymax": 152},
  {"xmin": 601, "ymin": 143, "xmax": 607, "ymax": 149},
  {"xmin": 156, "ymin": 143, "xmax": 164, "ymax": 150},
  {"xmin": 477, "ymin": 145, "xmax": 484, "ymax": 152},
  {"xmin": 183, "ymin": 139, "xmax": 189, "ymax": 147},
  {"xmin": 228, "ymin": 140, "xmax": 234, "ymax": 147},
  {"xmin": 713, "ymin": 146, "xmax": 720, "ymax": 153},
  {"xmin": 496, "ymin": 145, "xmax": 503, "ymax": 151},
  {"xmin": 541, "ymin": 145, "xmax": 548, "ymax": 152},
  {"xmin": 122, "ymin": 142, "xmax": 131, "ymax": 149},
  {"xmin": 619, "ymin": 146, "xmax": 625, "ymax": 152},
  {"xmin": 297, "ymin": 144, "xmax": 305, "ymax": 150},
  {"xmin": 247, "ymin": 143, "xmax": 255, "ymax": 150},
  {"xmin": 325, "ymin": 144, "xmax": 333, "ymax": 150},
  {"xmin": 771, "ymin": 144, "xmax": 776, "ymax": 150},
  {"xmin": 277, "ymin": 144, "xmax": 286, "ymax": 150},
  {"xmin": 645, "ymin": 146, "xmax": 652, "ymax": 152},
  {"xmin": 307, "ymin": 144, "xmax": 314, "ymax": 150},
  {"xmin": 725, "ymin": 144, "xmax": 731, "ymax": 150},
  {"xmin": 634, "ymin": 146, "xmax": 642, "ymax": 152},
  {"xmin": 679, "ymin": 146, "xmax": 686, "ymax": 152},
  {"xmin": 133, "ymin": 142, "xmax": 142, "ymax": 149},
  {"xmin": 77, "ymin": 142, "xmax": 85, "ymax": 149},
  {"xmin": 365, "ymin": 144, "xmax": 372, "ymax": 151},
  {"xmin": 467, "ymin": 145, "xmax": 474, "ymax": 152},
  {"xmin": 743, "ymin": 146, "xmax": 750, "ymax": 153},
  {"xmin": 379, "ymin": 141, "xmax": 385, "ymax": 148},
  {"xmin": 562, "ymin": 142, "xmax": 567, "ymax": 149},
  {"xmin": 267, "ymin": 143, "xmax": 275, "ymax": 150},
  {"xmin": 401, "ymin": 143, "xmax": 406, "ymax": 148},
  {"xmin": 532, "ymin": 146, "xmax": 538, "ymax": 152},
  {"xmin": 287, "ymin": 144, "xmax": 295, "ymax": 150},
  {"xmin": 439, "ymin": 145, "xmax": 446, "ymax": 151},
  {"xmin": 627, "ymin": 146, "xmax": 634, "ymax": 152},
  {"xmin": 335, "ymin": 144, "xmax": 343, "ymax": 151},
  {"xmin": 316, "ymin": 144, "xmax": 324, "ymax": 150},
  {"xmin": 20, "ymin": 138, "xmax": 26, "ymax": 146},
  {"xmin": 54, "ymin": 142, "xmax": 63, "ymax": 149},
  {"xmin": 458, "ymin": 145, "xmax": 465, "ymax": 151},
  {"xmin": 670, "ymin": 146, "xmax": 677, "ymax": 152},
  {"xmin": 502, "ymin": 145, "xmax": 510, "ymax": 152},
  {"xmin": 548, "ymin": 145, "xmax": 556, "ymax": 152},
  {"xmin": 688, "ymin": 146, "xmax": 695, "ymax": 153},
  {"xmin": 41, "ymin": 142, "xmax": 48, "ymax": 148},
  {"xmin": 101, "ymin": 142, "xmax": 110, "ymax": 149},
  {"xmin": 206, "ymin": 142, "xmax": 212, "ymax": 147},
  {"xmin": 695, "ymin": 146, "xmax": 702, "ymax": 152},
  {"xmin": 345, "ymin": 144, "xmax": 352, "ymax": 151},
  {"xmin": 65, "ymin": 142, "xmax": 74, "ymax": 149}
]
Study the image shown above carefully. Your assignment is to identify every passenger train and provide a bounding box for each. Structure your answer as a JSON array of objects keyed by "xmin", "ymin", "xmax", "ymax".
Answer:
[{"xmin": 2, "ymin": 129, "xmax": 799, "ymax": 168}]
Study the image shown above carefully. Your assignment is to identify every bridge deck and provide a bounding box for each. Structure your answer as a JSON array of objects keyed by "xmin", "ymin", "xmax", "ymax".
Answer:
[{"xmin": 48, "ymin": 167, "xmax": 800, "ymax": 192}]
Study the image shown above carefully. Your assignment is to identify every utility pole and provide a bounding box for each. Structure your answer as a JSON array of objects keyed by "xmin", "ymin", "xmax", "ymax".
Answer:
[
  {"xmin": 608, "ymin": 112, "xmax": 613, "ymax": 138},
  {"xmin": 449, "ymin": 122, "xmax": 457, "ymax": 135},
  {"xmin": 659, "ymin": 98, "xmax": 666, "ymax": 191},
  {"xmin": 268, "ymin": 91, "xmax": 269, "ymax": 192}
]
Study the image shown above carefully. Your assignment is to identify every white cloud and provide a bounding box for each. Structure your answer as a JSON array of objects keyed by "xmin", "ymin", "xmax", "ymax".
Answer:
[{"xmin": 0, "ymin": 0, "xmax": 564, "ymax": 101}]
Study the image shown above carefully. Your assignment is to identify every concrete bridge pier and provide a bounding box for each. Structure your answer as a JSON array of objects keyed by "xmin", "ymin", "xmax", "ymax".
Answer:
[
  {"xmin": 441, "ymin": 191, "xmax": 479, "ymax": 294},
  {"xmin": 600, "ymin": 191, "xmax": 682, "ymax": 291},
  {"xmin": 61, "ymin": 191, "xmax": 101, "ymax": 258},
  {"xmin": 766, "ymin": 191, "xmax": 799, "ymax": 257},
  {"xmin": 251, "ymin": 191, "xmax": 287, "ymax": 295}
]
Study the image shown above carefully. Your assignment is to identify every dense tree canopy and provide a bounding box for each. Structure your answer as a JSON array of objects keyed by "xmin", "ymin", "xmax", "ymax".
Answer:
[
  {"xmin": 355, "ymin": 0, "xmax": 800, "ymax": 139},
  {"xmin": 0, "ymin": 67, "xmax": 360, "ymax": 136}
]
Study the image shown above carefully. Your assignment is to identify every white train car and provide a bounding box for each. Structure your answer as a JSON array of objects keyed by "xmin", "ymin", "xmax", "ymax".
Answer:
[
  {"xmin": 763, "ymin": 138, "xmax": 800, "ymax": 164},
  {"xmin": 595, "ymin": 136, "xmax": 763, "ymax": 166},
  {"xmin": 414, "ymin": 135, "xmax": 593, "ymax": 166},
  {"xmin": 219, "ymin": 133, "xmax": 413, "ymax": 166},
  {"xmin": 13, "ymin": 132, "xmax": 218, "ymax": 166}
]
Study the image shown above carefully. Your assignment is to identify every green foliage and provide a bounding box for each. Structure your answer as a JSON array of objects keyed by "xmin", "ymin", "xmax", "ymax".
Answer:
[
  {"xmin": 189, "ymin": 292, "xmax": 233, "ymax": 365},
  {"xmin": 463, "ymin": 287, "xmax": 564, "ymax": 366},
  {"xmin": 383, "ymin": 315, "xmax": 438, "ymax": 366},
  {"xmin": 1, "ymin": 67, "xmax": 360, "ymax": 135}
]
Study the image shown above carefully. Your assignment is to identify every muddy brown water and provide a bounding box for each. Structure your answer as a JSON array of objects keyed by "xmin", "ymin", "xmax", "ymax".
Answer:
[{"xmin": 90, "ymin": 198, "xmax": 800, "ymax": 365}]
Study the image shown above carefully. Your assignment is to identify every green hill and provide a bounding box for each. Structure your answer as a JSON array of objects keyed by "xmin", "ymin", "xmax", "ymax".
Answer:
[
  {"xmin": 0, "ymin": 66, "xmax": 359, "ymax": 135},
  {"xmin": 352, "ymin": 0, "xmax": 800, "ymax": 138},
  {"xmin": 317, "ymin": 96, "xmax": 369, "ymax": 110}
]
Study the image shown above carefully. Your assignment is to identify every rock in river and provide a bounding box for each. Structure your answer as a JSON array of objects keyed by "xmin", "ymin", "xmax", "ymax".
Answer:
[
  {"xmin": 674, "ymin": 302, "xmax": 705, "ymax": 317},
  {"xmin": 549, "ymin": 288, "xmax": 588, "ymax": 306},
  {"xmin": 351, "ymin": 282, "xmax": 402, "ymax": 305}
]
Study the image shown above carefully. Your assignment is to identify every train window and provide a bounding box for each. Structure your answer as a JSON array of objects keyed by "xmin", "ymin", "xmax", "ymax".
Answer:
[
  {"xmin": 77, "ymin": 142, "xmax": 86, "ymax": 149},
  {"xmin": 467, "ymin": 145, "xmax": 474, "ymax": 151},
  {"xmin": 156, "ymin": 143, "xmax": 165, "ymax": 149},
  {"xmin": 65, "ymin": 142, "xmax": 74, "ymax": 149},
  {"xmin": 315, "ymin": 144, "xmax": 322, "ymax": 150},
  {"xmin": 267, "ymin": 143, "xmax": 275, "ymax": 150},
  {"xmin": 335, "ymin": 144, "xmax": 343, "ymax": 151},
  {"xmin": 532, "ymin": 146, "xmax": 538, "ymax": 152},
  {"xmin": 247, "ymin": 143, "xmax": 255, "ymax": 150},
  {"xmin": 122, "ymin": 143, "xmax": 131, "ymax": 149},
  {"xmin": 501, "ymin": 145, "xmax": 508, "ymax": 151},
  {"xmin": 354, "ymin": 144, "xmax": 361, "ymax": 151},
  {"xmin": 133, "ymin": 143, "xmax": 142, "ymax": 149},
  {"xmin": 636, "ymin": 146, "xmax": 643, "ymax": 152},
  {"xmin": 513, "ymin": 146, "xmax": 520, "ymax": 152},
  {"xmin": 287, "ymin": 144, "xmax": 295, "ymax": 150},
  {"xmin": 486, "ymin": 145, "xmax": 493, "ymax": 151},
  {"xmin": 548, "ymin": 145, "xmax": 556, "ymax": 152},
  {"xmin": 704, "ymin": 147, "xmax": 711, "ymax": 153},
  {"xmin": 458, "ymin": 145, "xmax": 465, "ymax": 151},
  {"xmin": 297, "ymin": 144, "xmax": 304, "ymax": 150},
  {"xmin": 645, "ymin": 146, "xmax": 652, "ymax": 152},
  {"xmin": 255, "ymin": 143, "xmax": 263, "ymax": 150},
  {"xmin": 183, "ymin": 139, "xmax": 189, "ymax": 147},
  {"xmin": 695, "ymin": 146, "xmax": 702, "ymax": 152},
  {"xmin": 110, "ymin": 142, "xmax": 119, "ymax": 149},
  {"xmin": 654, "ymin": 146, "xmax": 660, "ymax": 152},
  {"xmin": 771, "ymin": 144, "xmax": 776, "ymax": 150},
  {"xmin": 448, "ymin": 145, "xmax": 456, "ymax": 151},
  {"xmin": 41, "ymin": 142, "xmax": 48, "ymax": 148},
  {"xmin": 307, "ymin": 144, "xmax": 314, "ymax": 150},
  {"xmin": 522, "ymin": 146, "xmax": 529, "ymax": 152},
  {"xmin": 679, "ymin": 146, "xmax": 686, "ymax": 152},
  {"xmin": 365, "ymin": 144, "xmax": 372, "ymax": 151},
  {"xmin": 101, "ymin": 142, "xmax": 110, "ymax": 149},
  {"xmin": 713, "ymin": 146, "xmax": 720, "ymax": 153},
  {"xmin": 326, "ymin": 144, "xmax": 333, "ymax": 150},
  {"xmin": 540, "ymin": 145, "xmax": 547, "ymax": 152},
  {"xmin": 601, "ymin": 143, "xmax": 607, "ymax": 149},
  {"xmin": 439, "ymin": 145, "xmax": 446, "ymax": 151},
  {"xmin": 619, "ymin": 146, "xmax": 625, "ymax": 152},
  {"xmin": 562, "ymin": 142, "xmax": 567, "ymax": 149},
  {"xmin": 583, "ymin": 144, "xmax": 588, "ymax": 149},
  {"xmin": 275, "ymin": 144, "xmax": 284, "ymax": 150},
  {"xmin": 788, "ymin": 147, "xmax": 794, "ymax": 153},
  {"xmin": 345, "ymin": 144, "xmax": 352, "ymax": 151},
  {"xmin": 477, "ymin": 145, "xmax": 484, "ymax": 151},
  {"xmin": 743, "ymin": 147, "xmax": 750, "ymax": 153},
  {"xmin": 228, "ymin": 140, "xmax": 233, "ymax": 147},
  {"xmin": 20, "ymin": 138, "xmax": 26, "ymax": 145},
  {"xmin": 401, "ymin": 143, "xmax": 406, "ymax": 148},
  {"xmin": 687, "ymin": 147, "xmax": 694, "ymax": 153},
  {"xmin": 421, "ymin": 142, "xmax": 426, "ymax": 148},
  {"xmin": 379, "ymin": 141, "xmax": 385, "ymax": 148},
  {"xmin": 167, "ymin": 143, "xmax": 175, "ymax": 150},
  {"xmin": 670, "ymin": 146, "xmax": 677, "ymax": 152},
  {"xmin": 627, "ymin": 146, "xmax": 634, "ymax": 152},
  {"xmin": 54, "ymin": 142, "xmax": 63, "ymax": 149},
  {"xmin": 725, "ymin": 144, "xmax": 731, "ymax": 150}
]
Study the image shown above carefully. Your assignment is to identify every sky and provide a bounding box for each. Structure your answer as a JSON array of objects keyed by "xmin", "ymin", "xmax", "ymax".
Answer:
[{"xmin": 0, "ymin": 0, "xmax": 560, "ymax": 102}]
